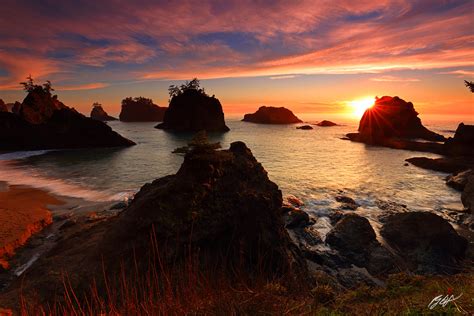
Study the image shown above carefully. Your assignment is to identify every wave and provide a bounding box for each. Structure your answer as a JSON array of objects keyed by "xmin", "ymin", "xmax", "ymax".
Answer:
[
  {"xmin": 0, "ymin": 160, "xmax": 132, "ymax": 202},
  {"xmin": 0, "ymin": 150, "xmax": 53, "ymax": 161}
]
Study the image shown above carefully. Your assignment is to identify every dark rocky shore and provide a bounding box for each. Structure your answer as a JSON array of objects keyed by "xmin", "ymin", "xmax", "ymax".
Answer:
[
  {"xmin": 0, "ymin": 87, "xmax": 134, "ymax": 150},
  {"xmin": 90, "ymin": 104, "xmax": 117, "ymax": 121},
  {"xmin": 243, "ymin": 106, "xmax": 302, "ymax": 124},
  {"xmin": 0, "ymin": 141, "xmax": 470, "ymax": 310}
]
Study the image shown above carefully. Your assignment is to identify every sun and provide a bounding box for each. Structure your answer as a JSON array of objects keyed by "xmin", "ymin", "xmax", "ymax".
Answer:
[{"xmin": 348, "ymin": 97, "xmax": 375, "ymax": 117}]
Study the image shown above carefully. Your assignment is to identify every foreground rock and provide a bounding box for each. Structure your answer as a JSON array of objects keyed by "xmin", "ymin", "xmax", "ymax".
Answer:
[
  {"xmin": 316, "ymin": 120, "xmax": 337, "ymax": 127},
  {"xmin": 90, "ymin": 104, "xmax": 117, "ymax": 121},
  {"xmin": 1, "ymin": 142, "xmax": 305, "ymax": 308},
  {"xmin": 0, "ymin": 87, "xmax": 135, "ymax": 150},
  {"xmin": 243, "ymin": 106, "xmax": 302, "ymax": 124},
  {"xmin": 444, "ymin": 123, "xmax": 474, "ymax": 156},
  {"xmin": 446, "ymin": 169, "xmax": 472, "ymax": 191},
  {"xmin": 405, "ymin": 157, "xmax": 472, "ymax": 174},
  {"xmin": 380, "ymin": 212, "xmax": 467, "ymax": 274},
  {"xmin": 461, "ymin": 172, "xmax": 474, "ymax": 213},
  {"xmin": 119, "ymin": 97, "xmax": 167, "ymax": 122},
  {"xmin": 156, "ymin": 89, "xmax": 229, "ymax": 132}
]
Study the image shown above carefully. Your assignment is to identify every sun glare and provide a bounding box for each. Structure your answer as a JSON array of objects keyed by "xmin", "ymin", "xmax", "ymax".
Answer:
[{"xmin": 348, "ymin": 97, "xmax": 375, "ymax": 117}]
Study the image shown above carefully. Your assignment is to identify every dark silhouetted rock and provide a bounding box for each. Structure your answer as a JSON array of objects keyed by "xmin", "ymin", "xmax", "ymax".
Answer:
[
  {"xmin": 446, "ymin": 169, "xmax": 472, "ymax": 191},
  {"xmin": 0, "ymin": 99, "xmax": 7, "ymax": 112},
  {"xmin": 380, "ymin": 212, "xmax": 467, "ymax": 274},
  {"xmin": 119, "ymin": 97, "xmax": 167, "ymax": 122},
  {"xmin": 0, "ymin": 89, "xmax": 135, "ymax": 151},
  {"xmin": 335, "ymin": 195, "xmax": 359, "ymax": 210},
  {"xmin": 316, "ymin": 120, "xmax": 337, "ymax": 127},
  {"xmin": 242, "ymin": 106, "xmax": 302, "ymax": 124},
  {"xmin": 11, "ymin": 102, "xmax": 21, "ymax": 114},
  {"xmin": 444, "ymin": 123, "xmax": 474, "ymax": 156},
  {"xmin": 405, "ymin": 157, "xmax": 471, "ymax": 174},
  {"xmin": 90, "ymin": 105, "xmax": 117, "ymax": 121},
  {"xmin": 156, "ymin": 89, "xmax": 229, "ymax": 132},
  {"xmin": 462, "ymin": 172, "xmax": 474, "ymax": 213},
  {"xmin": 296, "ymin": 125, "xmax": 313, "ymax": 130}
]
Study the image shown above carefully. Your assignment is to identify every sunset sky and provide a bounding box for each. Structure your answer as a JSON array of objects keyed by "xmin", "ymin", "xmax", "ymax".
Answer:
[{"xmin": 0, "ymin": 0, "xmax": 472, "ymax": 116}]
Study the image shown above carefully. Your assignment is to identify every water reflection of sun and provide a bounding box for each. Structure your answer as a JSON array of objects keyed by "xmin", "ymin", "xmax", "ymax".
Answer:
[{"xmin": 348, "ymin": 97, "xmax": 375, "ymax": 117}]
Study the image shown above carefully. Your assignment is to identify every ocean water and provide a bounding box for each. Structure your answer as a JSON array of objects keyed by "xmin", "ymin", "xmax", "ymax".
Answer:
[{"xmin": 0, "ymin": 114, "xmax": 471, "ymax": 230}]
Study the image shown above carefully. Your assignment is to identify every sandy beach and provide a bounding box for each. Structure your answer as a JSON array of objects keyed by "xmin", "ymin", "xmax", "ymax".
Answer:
[{"xmin": 0, "ymin": 184, "xmax": 64, "ymax": 270}]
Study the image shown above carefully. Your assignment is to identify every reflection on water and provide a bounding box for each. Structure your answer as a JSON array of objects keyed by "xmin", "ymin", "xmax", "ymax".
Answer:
[{"xmin": 0, "ymin": 116, "xmax": 468, "ymax": 221}]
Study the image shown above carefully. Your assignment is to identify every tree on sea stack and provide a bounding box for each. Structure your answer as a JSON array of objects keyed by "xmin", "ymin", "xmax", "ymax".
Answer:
[
  {"xmin": 20, "ymin": 75, "xmax": 54, "ymax": 94},
  {"xmin": 464, "ymin": 80, "xmax": 473, "ymax": 93}
]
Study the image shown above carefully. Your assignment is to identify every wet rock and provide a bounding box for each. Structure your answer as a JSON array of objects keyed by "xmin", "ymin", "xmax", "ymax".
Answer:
[
  {"xmin": 296, "ymin": 125, "xmax": 313, "ymax": 130},
  {"xmin": 286, "ymin": 208, "xmax": 310, "ymax": 229},
  {"xmin": 461, "ymin": 172, "xmax": 474, "ymax": 213},
  {"xmin": 328, "ymin": 211, "xmax": 345, "ymax": 225},
  {"xmin": 405, "ymin": 157, "xmax": 471, "ymax": 174},
  {"xmin": 444, "ymin": 123, "xmax": 474, "ymax": 156},
  {"xmin": 156, "ymin": 89, "xmax": 229, "ymax": 132},
  {"xmin": 242, "ymin": 106, "xmax": 302, "ymax": 124},
  {"xmin": 316, "ymin": 120, "xmax": 337, "ymax": 127},
  {"xmin": 335, "ymin": 195, "xmax": 359, "ymax": 210},
  {"xmin": 380, "ymin": 212, "xmax": 468, "ymax": 274},
  {"xmin": 284, "ymin": 195, "xmax": 304, "ymax": 207},
  {"xmin": 90, "ymin": 104, "xmax": 117, "ymax": 121},
  {"xmin": 446, "ymin": 169, "xmax": 472, "ymax": 191},
  {"xmin": 119, "ymin": 97, "xmax": 166, "ymax": 122}
]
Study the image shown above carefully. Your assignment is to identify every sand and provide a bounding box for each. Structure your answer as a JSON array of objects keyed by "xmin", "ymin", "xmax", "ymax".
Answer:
[{"xmin": 0, "ymin": 185, "xmax": 64, "ymax": 269}]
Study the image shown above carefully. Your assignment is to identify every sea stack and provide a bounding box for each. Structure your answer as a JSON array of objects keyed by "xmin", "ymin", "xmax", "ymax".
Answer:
[
  {"xmin": 355, "ymin": 96, "xmax": 445, "ymax": 142},
  {"xmin": 119, "ymin": 97, "xmax": 167, "ymax": 122},
  {"xmin": 156, "ymin": 79, "xmax": 229, "ymax": 132},
  {"xmin": 0, "ymin": 84, "xmax": 135, "ymax": 150},
  {"xmin": 444, "ymin": 123, "xmax": 474, "ymax": 156},
  {"xmin": 90, "ymin": 103, "xmax": 117, "ymax": 121},
  {"xmin": 0, "ymin": 99, "xmax": 7, "ymax": 112},
  {"xmin": 316, "ymin": 120, "xmax": 337, "ymax": 127},
  {"xmin": 242, "ymin": 106, "xmax": 302, "ymax": 124}
]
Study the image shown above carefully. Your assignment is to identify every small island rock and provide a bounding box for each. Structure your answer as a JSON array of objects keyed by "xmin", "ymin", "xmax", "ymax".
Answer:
[
  {"xmin": 119, "ymin": 97, "xmax": 167, "ymax": 122},
  {"xmin": 90, "ymin": 104, "xmax": 117, "ymax": 121},
  {"xmin": 316, "ymin": 120, "xmax": 337, "ymax": 127},
  {"xmin": 243, "ymin": 106, "xmax": 302, "ymax": 124}
]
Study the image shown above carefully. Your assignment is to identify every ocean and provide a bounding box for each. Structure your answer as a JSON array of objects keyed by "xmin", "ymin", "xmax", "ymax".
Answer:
[{"xmin": 0, "ymin": 113, "xmax": 472, "ymax": 233}]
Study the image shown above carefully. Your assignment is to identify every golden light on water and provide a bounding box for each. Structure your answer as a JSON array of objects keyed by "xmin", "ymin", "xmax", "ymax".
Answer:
[{"xmin": 348, "ymin": 97, "xmax": 375, "ymax": 117}]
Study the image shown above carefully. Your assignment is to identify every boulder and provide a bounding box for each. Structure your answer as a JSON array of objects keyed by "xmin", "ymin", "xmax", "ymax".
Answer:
[
  {"xmin": 242, "ymin": 106, "xmax": 302, "ymax": 124},
  {"xmin": 335, "ymin": 195, "xmax": 359, "ymax": 210},
  {"xmin": 348, "ymin": 96, "xmax": 445, "ymax": 146},
  {"xmin": 90, "ymin": 105, "xmax": 117, "ymax": 121},
  {"xmin": 316, "ymin": 120, "xmax": 337, "ymax": 127},
  {"xmin": 156, "ymin": 89, "xmax": 229, "ymax": 132},
  {"xmin": 296, "ymin": 125, "xmax": 313, "ymax": 130},
  {"xmin": 380, "ymin": 212, "xmax": 467, "ymax": 274},
  {"xmin": 461, "ymin": 172, "xmax": 474, "ymax": 213},
  {"xmin": 446, "ymin": 169, "xmax": 472, "ymax": 191},
  {"xmin": 0, "ymin": 89, "xmax": 135, "ymax": 151},
  {"xmin": 119, "ymin": 97, "xmax": 167, "ymax": 122},
  {"xmin": 444, "ymin": 123, "xmax": 474, "ymax": 156},
  {"xmin": 405, "ymin": 157, "xmax": 471, "ymax": 174},
  {"xmin": 0, "ymin": 99, "xmax": 7, "ymax": 112}
]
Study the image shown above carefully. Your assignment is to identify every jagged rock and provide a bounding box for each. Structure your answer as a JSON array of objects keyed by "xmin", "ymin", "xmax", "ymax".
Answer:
[
  {"xmin": 444, "ymin": 123, "xmax": 474, "ymax": 156},
  {"xmin": 446, "ymin": 169, "xmax": 472, "ymax": 191},
  {"xmin": 316, "ymin": 120, "xmax": 337, "ymax": 127},
  {"xmin": 380, "ymin": 212, "xmax": 467, "ymax": 274},
  {"xmin": 285, "ymin": 208, "xmax": 310, "ymax": 229},
  {"xmin": 242, "ymin": 106, "xmax": 302, "ymax": 124},
  {"xmin": 297, "ymin": 125, "xmax": 313, "ymax": 130},
  {"xmin": 462, "ymin": 172, "xmax": 474, "ymax": 213},
  {"xmin": 405, "ymin": 157, "xmax": 471, "ymax": 174},
  {"xmin": 156, "ymin": 90, "xmax": 229, "ymax": 132},
  {"xmin": 90, "ymin": 105, "xmax": 117, "ymax": 121},
  {"xmin": 335, "ymin": 195, "xmax": 359, "ymax": 210},
  {"xmin": 119, "ymin": 97, "xmax": 167, "ymax": 122},
  {"xmin": 0, "ymin": 89, "xmax": 135, "ymax": 150},
  {"xmin": 0, "ymin": 99, "xmax": 7, "ymax": 112}
]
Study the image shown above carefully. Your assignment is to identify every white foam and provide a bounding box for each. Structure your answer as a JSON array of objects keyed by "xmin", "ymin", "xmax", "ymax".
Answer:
[{"xmin": 0, "ymin": 160, "xmax": 127, "ymax": 202}]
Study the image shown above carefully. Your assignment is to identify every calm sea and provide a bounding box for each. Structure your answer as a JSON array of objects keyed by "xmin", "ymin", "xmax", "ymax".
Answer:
[{"xmin": 0, "ymin": 113, "xmax": 472, "ymax": 230}]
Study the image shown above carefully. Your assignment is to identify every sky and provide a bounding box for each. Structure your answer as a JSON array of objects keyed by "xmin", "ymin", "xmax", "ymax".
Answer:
[{"xmin": 0, "ymin": 0, "xmax": 472, "ymax": 117}]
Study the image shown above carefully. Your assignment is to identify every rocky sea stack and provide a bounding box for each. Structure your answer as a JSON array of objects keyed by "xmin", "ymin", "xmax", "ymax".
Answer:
[
  {"xmin": 119, "ymin": 97, "xmax": 166, "ymax": 122},
  {"xmin": 347, "ymin": 96, "xmax": 445, "ymax": 145},
  {"xmin": 316, "ymin": 120, "xmax": 337, "ymax": 127},
  {"xmin": 2, "ymin": 141, "xmax": 304, "ymax": 306},
  {"xmin": 243, "ymin": 106, "xmax": 302, "ymax": 124},
  {"xmin": 444, "ymin": 123, "xmax": 474, "ymax": 156},
  {"xmin": 0, "ymin": 81, "xmax": 134, "ymax": 150},
  {"xmin": 156, "ymin": 79, "xmax": 229, "ymax": 132},
  {"xmin": 90, "ymin": 103, "xmax": 117, "ymax": 121}
]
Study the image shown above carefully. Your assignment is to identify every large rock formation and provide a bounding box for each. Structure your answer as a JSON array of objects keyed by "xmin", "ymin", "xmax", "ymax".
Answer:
[
  {"xmin": 461, "ymin": 172, "xmax": 474, "ymax": 213},
  {"xmin": 0, "ymin": 99, "xmax": 7, "ymax": 112},
  {"xmin": 0, "ymin": 142, "xmax": 304, "ymax": 308},
  {"xmin": 90, "ymin": 104, "xmax": 117, "ymax": 121},
  {"xmin": 444, "ymin": 123, "xmax": 474, "ymax": 156},
  {"xmin": 0, "ymin": 87, "xmax": 135, "ymax": 150},
  {"xmin": 348, "ymin": 96, "xmax": 445, "ymax": 145},
  {"xmin": 156, "ymin": 89, "xmax": 229, "ymax": 132},
  {"xmin": 119, "ymin": 97, "xmax": 167, "ymax": 122},
  {"xmin": 380, "ymin": 212, "xmax": 467, "ymax": 274},
  {"xmin": 242, "ymin": 106, "xmax": 302, "ymax": 124}
]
